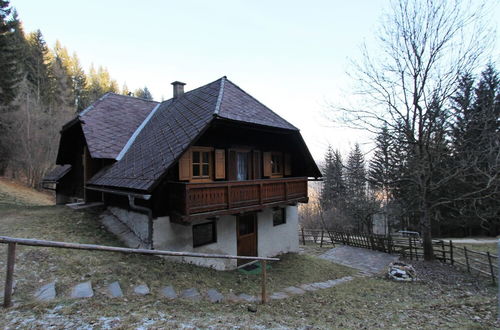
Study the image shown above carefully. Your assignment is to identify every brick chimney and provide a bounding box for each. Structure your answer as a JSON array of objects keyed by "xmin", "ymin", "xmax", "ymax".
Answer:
[{"xmin": 171, "ymin": 81, "xmax": 186, "ymax": 98}]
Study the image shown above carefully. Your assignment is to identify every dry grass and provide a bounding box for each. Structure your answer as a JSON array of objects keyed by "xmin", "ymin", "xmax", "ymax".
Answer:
[
  {"xmin": 454, "ymin": 243, "xmax": 498, "ymax": 255},
  {"xmin": 0, "ymin": 177, "xmax": 53, "ymax": 207},
  {"xmin": 0, "ymin": 179, "xmax": 498, "ymax": 328}
]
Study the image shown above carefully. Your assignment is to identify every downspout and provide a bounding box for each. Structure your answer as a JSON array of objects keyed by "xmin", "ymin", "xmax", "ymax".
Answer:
[{"xmin": 128, "ymin": 195, "xmax": 154, "ymax": 250}]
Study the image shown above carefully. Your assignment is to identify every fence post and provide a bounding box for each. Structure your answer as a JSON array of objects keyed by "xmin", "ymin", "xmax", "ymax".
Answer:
[
  {"xmin": 486, "ymin": 252, "xmax": 495, "ymax": 285},
  {"xmin": 261, "ymin": 260, "xmax": 267, "ymax": 304},
  {"xmin": 301, "ymin": 228, "xmax": 306, "ymax": 245},
  {"xmin": 415, "ymin": 238, "xmax": 419, "ymax": 261},
  {"xmin": 3, "ymin": 242, "xmax": 16, "ymax": 308},
  {"xmin": 440, "ymin": 240, "xmax": 445, "ymax": 263},
  {"xmin": 408, "ymin": 237, "xmax": 413, "ymax": 261},
  {"xmin": 449, "ymin": 240, "xmax": 454, "ymax": 265},
  {"xmin": 388, "ymin": 236, "xmax": 393, "ymax": 254},
  {"xmin": 464, "ymin": 246, "xmax": 470, "ymax": 273},
  {"xmin": 320, "ymin": 230, "xmax": 324, "ymax": 248}
]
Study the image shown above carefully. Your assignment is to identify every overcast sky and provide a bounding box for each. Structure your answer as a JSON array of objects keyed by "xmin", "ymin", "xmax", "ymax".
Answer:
[{"xmin": 12, "ymin": 0, "xmax": 499, "ymax": 161}]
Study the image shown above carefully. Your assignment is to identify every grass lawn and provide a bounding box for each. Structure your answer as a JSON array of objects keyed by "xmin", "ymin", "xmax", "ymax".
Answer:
[
  {"xmin": 454, "ymin": 243, "xmax": 498, "ymax": 255},
  {"xmin": 0, "ymin": 179, "xmax": 498, "ymax": 328}
]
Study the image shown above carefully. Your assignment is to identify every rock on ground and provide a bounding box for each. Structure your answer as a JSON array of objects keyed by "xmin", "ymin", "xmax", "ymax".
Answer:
[
  {"xmin": 206, "ymin": 289, "xmax": 224, "ymax": 303},
  {"xmin": 160, "ymin": 286, "xmax": 177, "ymax": 299},
  {"xmin": 134, "ymin": 284, "xmax": 150, "ymax": 295},
  {"xmin": 71, "ymin": 281, "xmax": 93, "ymax": 299},
  {"xmin": 107, "ymin": 281, "xmax": 123, "ymax": 298},
  {"xmin": 34, "ymin": 282, "xmax": 56, "ymax": 301},
  {"xmin": 180, "ymin": 288, "xmax": 201, "ymax": 301}
]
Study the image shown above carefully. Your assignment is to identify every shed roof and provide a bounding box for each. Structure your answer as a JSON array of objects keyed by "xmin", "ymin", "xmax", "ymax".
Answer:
[{"xmin": 42, "ymin": 165, "xmax": 72, "ymax": 183}]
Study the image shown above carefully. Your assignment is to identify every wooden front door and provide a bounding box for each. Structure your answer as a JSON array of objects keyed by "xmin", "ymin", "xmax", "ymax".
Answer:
[{"xmin": 237, "ymin": 213, "xmax": 257, "ymax": 265}]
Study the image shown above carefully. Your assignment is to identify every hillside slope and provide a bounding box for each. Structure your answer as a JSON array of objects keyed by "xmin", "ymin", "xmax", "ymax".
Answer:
[{"xmin": 0, "ymin": 177, "xmax": 54, "ymax": 206}]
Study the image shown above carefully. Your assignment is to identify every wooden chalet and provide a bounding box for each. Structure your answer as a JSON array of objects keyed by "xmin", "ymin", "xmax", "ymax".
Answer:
[{"xmin": 44, "ymin": 77, "xmax": 321, "ymax": 269}]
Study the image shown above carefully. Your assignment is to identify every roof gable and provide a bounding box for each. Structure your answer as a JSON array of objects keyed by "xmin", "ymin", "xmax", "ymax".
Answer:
[
  {"xmin": 217, "ymin": 79, "xmax": 297, "ymax": 130},
  {"xmin": 80, "ymin": 93, "xmax": 159, "ymax": 159},
  {"xmin": 89, "ymin": 79, "xmax": 222, "ymax": 190}
]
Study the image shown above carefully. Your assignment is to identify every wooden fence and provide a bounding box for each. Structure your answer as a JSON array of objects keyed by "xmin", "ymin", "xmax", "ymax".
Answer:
[
  {"xmin": 0, "ymin": 236, "xmax": 279, "ymax": 308},
  {"xmin": 299, "ymin": 228, "xmax": 498, "ymax": 284}
]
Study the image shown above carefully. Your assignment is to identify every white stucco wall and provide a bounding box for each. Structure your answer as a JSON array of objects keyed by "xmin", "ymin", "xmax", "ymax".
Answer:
[
  {"xmin": 153, "ymin": 215, "xmax": 237, "ymax": 270},
  {"xmin": 107, "ymin": 204, "xmax": 300, "ymax": 271},
  {"xmin": 257, "ymin": 205, "xmax": 300, "ymax": 258}
]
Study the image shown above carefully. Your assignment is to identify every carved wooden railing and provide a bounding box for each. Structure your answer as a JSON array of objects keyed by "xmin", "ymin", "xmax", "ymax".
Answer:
[{"xmin": 169, "ymin": 177, "xmax": 308, "ymax": 216}]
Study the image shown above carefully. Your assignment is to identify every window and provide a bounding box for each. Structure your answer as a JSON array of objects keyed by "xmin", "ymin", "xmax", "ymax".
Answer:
[
  {"xmin": 271, "ymin": 152, "xmax": 283, "ymax": 176},
  {"xmin": 193, "ymin": 221, "xmax": 217, "ymax": 247},
  {"xmin": 273, "ymin": 208, "xmax": 286, "ymax": 226},
  {"xmin": 192, "ymin": 149, "xmax": 211, "ymax": 178}
]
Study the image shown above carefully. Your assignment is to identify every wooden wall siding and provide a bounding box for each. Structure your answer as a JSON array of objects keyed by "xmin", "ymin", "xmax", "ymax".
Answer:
[{"xmin": 169, "ymin": 177, "xmax": 308, "ymax": 218}]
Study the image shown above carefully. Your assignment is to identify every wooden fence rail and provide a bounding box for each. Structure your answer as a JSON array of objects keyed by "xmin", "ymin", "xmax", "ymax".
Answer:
[
  {"xmin": 0, "ymin": 236, "xmax": 279, "ymax": 308},
  {"xmin": 299, "ymin": 228, "xmax": 498, "ymax": 284}
]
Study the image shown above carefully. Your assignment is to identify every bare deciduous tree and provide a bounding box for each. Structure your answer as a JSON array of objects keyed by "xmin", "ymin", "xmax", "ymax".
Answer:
[{"xmin": 332, "ymin": 0, "xmax": 494, "ymax": 260}]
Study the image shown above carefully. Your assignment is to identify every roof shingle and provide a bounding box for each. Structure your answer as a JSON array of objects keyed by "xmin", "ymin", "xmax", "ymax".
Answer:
[
  {"xmin": 87, "ymin": 77, "xmax": 313, "ymax": 192},
  {"xmin": 80, "ymin": 93, "xmax": 159, "ymax": 159}
]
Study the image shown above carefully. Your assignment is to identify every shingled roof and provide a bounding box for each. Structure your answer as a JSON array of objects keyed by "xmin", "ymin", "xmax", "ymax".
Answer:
[
  {"xmin": 88, "ymin": 77, "xmax": 313, "ymax": 192},
  {"xmin": 79, "ymin": 93, "xmax": 159, "ymax": 159}
]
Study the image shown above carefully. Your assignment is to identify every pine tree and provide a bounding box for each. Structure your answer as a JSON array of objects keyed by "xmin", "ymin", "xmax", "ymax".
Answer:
[
  {"xmin": 369, "ymin": 124, "xmax": 394, "ymax": 196},
  {"xmin": 346, "ymin": 143, "xmax": 366, "ymax": 201},
  {"xmin": 0, "ymin": 3, "xmax": 22, "ymax": 107},
  {"xmin": 320, "ymin": 146, "xmax": 336, "ymax": 208},
  {"xmin": 25, "ymin": 30, "xmax": 50, "ymax": 104},
  {"xmin": 451, "ymin": 65, "xmax": 500, "ymax": 235},
  {"xmin": 68, "ymin": 52, "xmax": 87, "ymax": 112},
  {"xmin": 134, "ymin": 86, "xmax": 153, "ymax": 100}
]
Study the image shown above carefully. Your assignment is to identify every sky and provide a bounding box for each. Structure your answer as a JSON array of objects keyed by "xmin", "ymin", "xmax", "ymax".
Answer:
[{"xmin": 11, "ymin": 0, "xmax": 499, "ymax": 161}]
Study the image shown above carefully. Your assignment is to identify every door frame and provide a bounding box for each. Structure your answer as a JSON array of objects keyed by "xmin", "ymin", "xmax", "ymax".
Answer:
[{"xmin": 236, "ymin": 212, "xmax": 258, "ymax": 266}]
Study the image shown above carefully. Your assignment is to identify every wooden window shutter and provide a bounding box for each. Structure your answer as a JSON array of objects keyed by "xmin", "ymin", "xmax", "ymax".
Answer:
[
  {"xmin": 228, "ymin": 150, "xmax": 237, "ymax": 181},
  {"xmin": 215, "ymin": 149, "xmax": 226, "ymax": 179},
  {"xmin": 284, "ymin": 153, "xmax": 292, "ymax": 176},
  {"xmin": 252, "ymin": 150, "xmax": 261, "ymax": 179},
  {"xmin": 178, "ymin": 150, "xmax": 191, "ymax": 180},
  {"xmin": 263, "ymin": 152, "xmax": 272, "ymax": 177}
]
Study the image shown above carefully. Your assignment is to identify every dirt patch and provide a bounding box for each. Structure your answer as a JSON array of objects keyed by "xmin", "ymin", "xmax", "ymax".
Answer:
[{"xmin": 0, "ymin": 177, "xmax": 54, "ymax": 206}]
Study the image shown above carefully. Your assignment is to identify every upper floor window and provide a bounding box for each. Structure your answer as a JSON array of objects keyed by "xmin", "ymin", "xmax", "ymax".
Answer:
[
  {"xmin": 271, "ymin": 152, "xmax": 283, "ymax": 176},
  {"xmin": 192, "ymin": 149, "xmax": 211, "ymax": 178}
]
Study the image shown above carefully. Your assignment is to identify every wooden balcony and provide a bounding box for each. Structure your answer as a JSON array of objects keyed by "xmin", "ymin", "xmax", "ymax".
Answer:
[{"xmin": 168, "ymin": 177, "xmax": 308, "ymax": 222}]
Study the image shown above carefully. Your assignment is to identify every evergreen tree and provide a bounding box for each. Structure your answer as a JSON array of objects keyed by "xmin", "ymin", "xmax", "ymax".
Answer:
[
  {"xmin": 450, "ymin": 65, "xmax": 500, "ymax": 235},
  {"xmin": 345, "ymin": 143, "xmax": 366, "ymax": 201},
  {"xmin": 0, "ymin": 3, "xmax": 22, "ymax": 107},
  {"xmin": 25, "ymin": 30, "xmax": 50, "ymax": 104},
  {"xmin": 134, "ymin": 86, "xmax": 153, "ymax": 100},
  {"xmin": 369, "ymin": 124, "xmax": 394, "ymax": 196},
  {"xmin": 320, "ymin": 146, "xmax": 345, "ymax": 209},
  {"xmin": 68, "ymin": 52, "xmax": 87, "ymax": 112}
]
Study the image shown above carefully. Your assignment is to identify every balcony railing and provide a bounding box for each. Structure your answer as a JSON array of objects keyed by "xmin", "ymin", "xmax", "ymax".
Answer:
[{"xmin": 168, "ymin": 177, "xmax": 308, "ymax": 220}]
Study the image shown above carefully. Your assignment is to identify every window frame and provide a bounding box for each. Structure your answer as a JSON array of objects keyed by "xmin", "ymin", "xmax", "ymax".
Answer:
[
  {"xmin": 272, "ymin": 207, "xmax": 286, "ymax": 226},
  {"xmin": 191, "ymin": 147, "xmax": 213, "ymax": 182},
  {"xmin": 192, "ymin": 220, "xmax": 217, "ymax": 248},
  {"xmin": 271, "ymin": 152, "xmax": 283, "ymax": 177}
]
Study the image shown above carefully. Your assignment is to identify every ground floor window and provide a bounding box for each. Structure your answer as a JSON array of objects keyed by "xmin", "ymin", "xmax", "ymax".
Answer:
[
  {"xmin": 272, "ymin": 207, "xmax": 286, "ymax": 226},
  {"xmin": 192, "ymin": 221, "xmax": 217, "ymax": 247}
]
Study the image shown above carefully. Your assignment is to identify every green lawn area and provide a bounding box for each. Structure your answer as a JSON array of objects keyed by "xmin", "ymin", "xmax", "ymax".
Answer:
[{"xmin": 0, "ymin": 180, "xmax": 498, "ymax": 328}]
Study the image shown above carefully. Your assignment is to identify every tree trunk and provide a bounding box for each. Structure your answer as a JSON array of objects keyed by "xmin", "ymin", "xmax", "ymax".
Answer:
[{"xmin": 420, "ymin": 206, "xmax": 434, "ymax": 261}]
